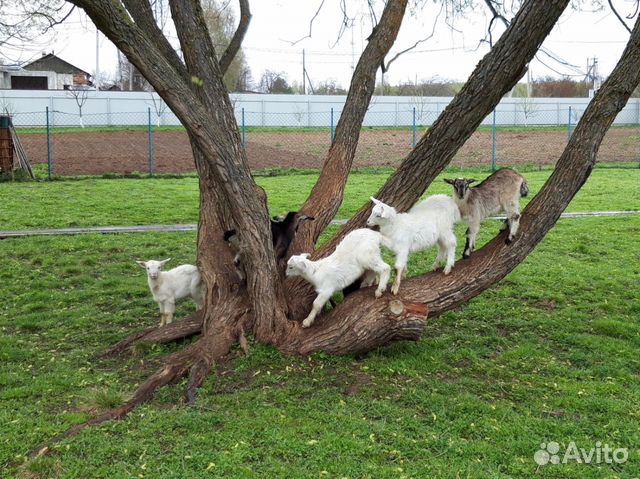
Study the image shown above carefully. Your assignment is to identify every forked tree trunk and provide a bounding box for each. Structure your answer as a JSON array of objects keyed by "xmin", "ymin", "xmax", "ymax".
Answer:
[
  {"xmin": 282, "ymin": 14, "xmax": 640, "ymax": 354},
  {"xmin": 43, "ymin": 0, "xmax": 640, "ymax": 449},
  {"xmin": 286, "ymin": 0, "xmax": 571, "ymax": 319}
]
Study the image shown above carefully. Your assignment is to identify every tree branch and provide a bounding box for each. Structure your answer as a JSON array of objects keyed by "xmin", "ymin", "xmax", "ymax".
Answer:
[
  {"xmin": 121, "ymin": 0, "xmax": 188, "ymax": 81},
  {"xmin": 285, "ymin": 0, "xmax": 571, "ymax": 320},
  {"xmin": 289, "ymin": 11, "xmax": 640, "ymax": 352},
  {"xmin": 289, "ymin": 0, "xmax": 408, "ymax": 256},
  {"xmin": 608, "ymin": 0, "xmax": 632, "ymax": 33},
  {"xmin": 218, "ymin": 0, "xmax": 251, "ymax": 75},
  {"xmin": 324, "ymin": 0, "xmax": 569, "ymax": 251}
]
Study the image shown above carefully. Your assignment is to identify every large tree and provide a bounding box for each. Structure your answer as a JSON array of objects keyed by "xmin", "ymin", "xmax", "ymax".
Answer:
[{"xmin": 11, "ymin": 0, "xmax": 640, "ymax": 448}]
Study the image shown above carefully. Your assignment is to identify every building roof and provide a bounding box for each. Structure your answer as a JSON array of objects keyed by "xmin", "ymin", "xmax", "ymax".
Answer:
[{"xmin": 23, "ymin": 54, "xmax": 90, "ymax": 76}]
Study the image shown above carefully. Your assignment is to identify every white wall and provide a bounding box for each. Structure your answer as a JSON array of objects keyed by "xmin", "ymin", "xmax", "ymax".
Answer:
[{"xmin": 1, "ymin": 89, "xmax": 639, "ymax": 128}]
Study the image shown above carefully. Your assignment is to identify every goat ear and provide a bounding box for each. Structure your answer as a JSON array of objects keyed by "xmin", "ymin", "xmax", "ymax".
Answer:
[
  {"xmin": 160, "ymin": 258, "xmax": 171, "ymax": 266},
  {"xmin": 467, "ymin": 179, "xmax": 477, "ymax": 185},
  {"xmin": 370, "ymin": 197, "xmax": 381, "ymax": 205},
  {"xmin": 443, "ymin": 178, "xmax": 455, "ymax": 185},
  {"xmin": 136, "ymin": 261, "xmax": 146, "ymax": 268},
  {"xmin": 299, "ymin": 253, "xmax": 311, "ymax": 260}
]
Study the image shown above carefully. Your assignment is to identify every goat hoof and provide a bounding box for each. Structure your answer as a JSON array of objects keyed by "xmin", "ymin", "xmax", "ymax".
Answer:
[
  {"xmin": 375, "ymin": 289, "xmax": 383, "ymax": 298},
  {"xmin": 462, "ymin": 252, "xmax": 470, "ymax": 259},
  {"xmin": 302, "ymin": 319, "xmax": 313, "ymax": 328}
]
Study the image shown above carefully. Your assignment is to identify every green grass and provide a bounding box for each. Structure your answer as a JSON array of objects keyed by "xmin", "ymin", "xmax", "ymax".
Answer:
[
  {"xmin": 1, "ymin": 169, "xmax": 639, "ymax": 478},
  {"xmin": 1, "ymin": 164, "xmax": 638, "ymax": 231}
]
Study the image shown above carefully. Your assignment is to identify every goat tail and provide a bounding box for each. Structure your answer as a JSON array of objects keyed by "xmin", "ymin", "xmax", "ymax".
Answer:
[{"xmin": 520, "ymin": 180, "xmax": 529, "ymax": 198}]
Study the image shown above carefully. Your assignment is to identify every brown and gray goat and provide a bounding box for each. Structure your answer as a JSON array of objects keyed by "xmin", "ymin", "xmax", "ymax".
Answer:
[{"xmin": 445, "ymin": 168, "xmax": 528, "ymax": 258}]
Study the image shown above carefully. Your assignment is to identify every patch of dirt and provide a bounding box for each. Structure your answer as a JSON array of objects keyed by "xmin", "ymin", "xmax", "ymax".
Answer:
[{"xmin": 17, "ymin": 127, "xmax": 638, "ymax": 176}]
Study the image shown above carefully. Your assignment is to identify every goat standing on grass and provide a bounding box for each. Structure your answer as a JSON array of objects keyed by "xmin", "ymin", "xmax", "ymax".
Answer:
[
  {"xmin": 367, "ymin": 195, "xmax": 460, "ymax": 295},
  {"xmin": 444, "ymin": 168, "xmax": 528, "ymax": 258},
  {"xmin": 136, "ymin": 259, "xmax": 204, "ymax": 327},
  {"xmin": 286, "ymin": 228, "xmax": 390, "ymax": 328}
]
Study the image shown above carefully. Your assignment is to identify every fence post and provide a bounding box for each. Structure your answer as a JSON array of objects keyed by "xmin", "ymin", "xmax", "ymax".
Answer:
[
  {"xmin": 330, "ymin": 107, "xmax": 334, "ymax": 145},
  {"xmin": 148, "ymin": 107, "xmax": 154, "ymax": 177},
  {"xmin": 491, "ymin": 109, "xmax": 497, "ymax": 172},
  {"xmin": 242, "ymin": 107, "xmax": 246, "ymax": 146},
  {"xmin": 567, "ymin": 106, "xmax": 573, "ymax": 142},
  {"xmin": 412, "ymin": 107, "xmax": 417, "ymax": 148},
  {"xmin": 46, "ymin": 107, "xmax": 52, "ymax": 180}
]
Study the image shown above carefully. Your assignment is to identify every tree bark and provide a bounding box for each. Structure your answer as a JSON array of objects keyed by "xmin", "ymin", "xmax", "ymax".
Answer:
[
  {"xmin": 51, "ymin": 0, "xmax": 640, "ymax": 450},
  {"xmin": 218, "ymin": 0, "xmax": 251, "ymax": 75},
  {"xmin": 290, "ymin": 0, "xmax": 408, "ymax": 253},
  {"xmin": 286, "ymin": 11, "xmax": 640, "ymax": 353},
  {"xmin": 285, "ymin": 0, "xmax": 571, "ymax": 320}
]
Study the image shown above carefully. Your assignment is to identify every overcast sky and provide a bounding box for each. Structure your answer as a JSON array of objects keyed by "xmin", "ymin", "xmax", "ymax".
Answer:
[{"xmin": 19, "ymin": 0, "xmax": 636, "ymax": 89}]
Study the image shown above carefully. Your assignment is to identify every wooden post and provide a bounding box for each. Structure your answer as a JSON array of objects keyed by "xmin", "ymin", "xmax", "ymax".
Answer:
[{"xmin": 0, "ymin": 116, "xmax": 14, "ymax": 176}]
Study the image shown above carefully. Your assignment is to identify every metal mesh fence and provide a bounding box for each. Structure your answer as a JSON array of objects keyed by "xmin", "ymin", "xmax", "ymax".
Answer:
[{"xmin": 7, "ymin": 103, "xmax": 640, "ymax": 178}]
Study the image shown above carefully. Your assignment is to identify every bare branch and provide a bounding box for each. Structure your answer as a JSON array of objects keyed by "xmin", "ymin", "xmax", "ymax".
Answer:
[
  {"xmin": 608, "ymin": 0, "xmax": 632, "ymax": 33},
  {"xmin": 218, "ymin": 0, "xmax": 251, "ymax": 75},
  {"xmin": 285, "ymin": 0, "xmax": 326, "ymax": 46},
  {"xmin": 382, "ymin": 2, "xmax": 443, "ymax": 73}
]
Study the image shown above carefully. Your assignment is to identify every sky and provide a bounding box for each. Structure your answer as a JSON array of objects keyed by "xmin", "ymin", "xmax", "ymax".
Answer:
[{"xmin": 10, "ymin": 0, "xmax": 636, "ymax": 90}]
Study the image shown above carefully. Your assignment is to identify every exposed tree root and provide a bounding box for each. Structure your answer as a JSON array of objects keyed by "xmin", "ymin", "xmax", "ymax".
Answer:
[
  {"xmin": 99, "ymin": 311, "xmax": 204, "ymax": 357},
  {"xmin": 32, "ymin": 341, "xmax": 200, "ymax": 458},
  {"xmin": 185, "ymin": 328, "xmax": 237, "ymax": 404}
]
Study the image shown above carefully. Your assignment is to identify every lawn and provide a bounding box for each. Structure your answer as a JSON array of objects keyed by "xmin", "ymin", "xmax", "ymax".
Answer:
[
  {"xmin": 1, "ymin": 164, "xmax": 638, "ymax": 231},
  {"xmin": 1, "ymin": 166, "xmax": 639, "ymax": 478}
]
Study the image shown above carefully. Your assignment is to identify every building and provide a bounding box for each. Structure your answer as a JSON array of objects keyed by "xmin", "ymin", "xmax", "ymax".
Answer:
[{"xmin": 0, "ymin": 53, "xmax": 92, "ymax": 90}]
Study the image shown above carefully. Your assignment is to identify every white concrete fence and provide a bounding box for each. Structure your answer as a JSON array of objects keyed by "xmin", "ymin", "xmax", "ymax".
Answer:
[{"xmin": 2, "ymin": 90, "xmax": 639, "ymax": 128}]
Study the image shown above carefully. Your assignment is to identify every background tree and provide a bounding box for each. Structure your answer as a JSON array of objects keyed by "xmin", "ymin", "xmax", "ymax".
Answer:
[
  {"xmin": 118, "ymin": 52, "xmax": 151, "ymax": 91},
  {"xmin": 315, "ymin": 79, "xmax": 348, "ymax": 95},
  {"xmin": 4, "ymin": 0, "xmax": 639, "ymax": 450},
  {"xmin": 65, "ymin": 85, "xmax": 90, "ymax": 128},
  {"xmin": 532, "ymin": 76, "xmax": 591, "ymax": 97},
  {"xmin": 259, "ymin": 69, "xmax": 294, "ymax": 93},
  {"xmin": 202, "ymin": 0, "xmax": 253, "ymax": 92}
]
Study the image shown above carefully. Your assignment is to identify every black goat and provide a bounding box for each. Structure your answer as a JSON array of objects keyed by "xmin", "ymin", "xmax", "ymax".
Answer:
[{"xmin": 223, "ymin": 212, "xmax": 314, "ymax": 279}]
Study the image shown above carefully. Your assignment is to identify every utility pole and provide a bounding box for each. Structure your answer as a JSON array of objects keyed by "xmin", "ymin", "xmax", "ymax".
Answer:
[
  {"xmin": 95, "ymin": 29, "xmax": 100, "ymax": 91},
  {"xmin": 586, "ymin": 56, "xmax": 600, "ymax": 96},
  {"xmin": 302, "ymin": 49, "xmax": 306, "ymax": 95}
]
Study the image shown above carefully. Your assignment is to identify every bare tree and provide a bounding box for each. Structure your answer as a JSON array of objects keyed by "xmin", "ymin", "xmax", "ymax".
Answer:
[
  {"xmin": 4, "ymin": 0, "xmax": 640, "ymax": 452},
  {"xmin": 147, "ymin": 91, "xmax": 169, "ymax": 126},
  {"xmin": 65, "ymin": 85, "xmax": 90, "ymax": 128},
  {"xmin": 259, "ymin": 69, "xmax": 293, "ymax": 93}
]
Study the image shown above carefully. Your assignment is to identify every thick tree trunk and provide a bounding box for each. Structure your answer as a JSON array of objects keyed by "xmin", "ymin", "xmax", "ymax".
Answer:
[
  {"xmin": 291, "ymin": 0, "xmax": 408, "ymax": 254},
  {"xmin": 285, "ymin": 13, "xmax": 640, "ymax": 352},
  {"xmin": 54, "ymin": 0, "xmax": 640, "ymax": 452},
  {"xmin": 286, "ymin": 0, "xmax": 571, "ymax": 320}
]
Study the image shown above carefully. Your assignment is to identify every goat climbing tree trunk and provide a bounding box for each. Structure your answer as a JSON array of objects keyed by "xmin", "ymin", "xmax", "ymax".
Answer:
[
  {"xmin": 290, "ymin": 0, "xmax": 408, "ymax": 254},
  {"xmin": 44, "ymin": 0, "xmax": 640, "ymax": 450},
  {"xmin": 285, "ymin": 0, "xmax": 571, "ymax": 320},
  {"xmin": 282, "ymin": 11, "xmax": 640, "ymax": 355}
]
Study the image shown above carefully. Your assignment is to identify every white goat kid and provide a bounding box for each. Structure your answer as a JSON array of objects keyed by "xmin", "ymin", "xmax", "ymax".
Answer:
[
  {"xmin": 367, "ymin": 195, "xmax": 460, "ymax": 295},
  {"xmin": 136, "ymin": 258, "xmax": 204, "ymax": 327},
  {"xmin": 286, "ymin": 228, "xmax": 390, "ymax": 328},
  {"xmin": 444, "ymin": 168, "xmax": 528, "ymax": 258}
]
